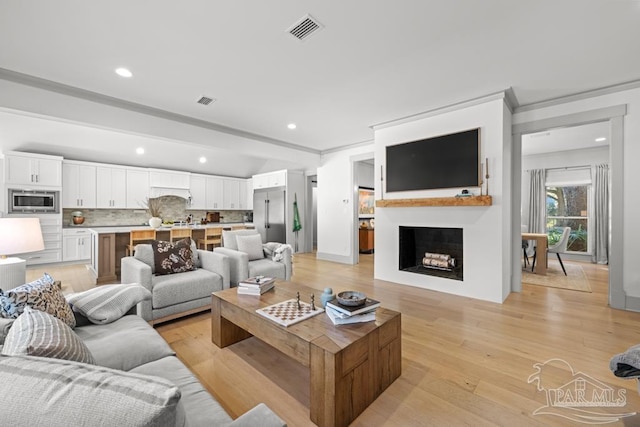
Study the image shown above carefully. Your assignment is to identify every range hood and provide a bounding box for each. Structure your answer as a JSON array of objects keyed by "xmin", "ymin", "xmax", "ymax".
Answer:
[{"xmin": 149, "ymin": 187, "xmax": 192, "ymax": 200}]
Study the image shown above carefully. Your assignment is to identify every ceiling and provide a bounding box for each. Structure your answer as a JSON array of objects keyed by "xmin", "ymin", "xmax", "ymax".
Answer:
[{"xmin": 0, "ymin": 1, "xmax": 639, "ymax": 176}]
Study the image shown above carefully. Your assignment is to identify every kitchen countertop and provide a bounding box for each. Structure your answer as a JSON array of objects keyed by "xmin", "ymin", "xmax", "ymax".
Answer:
[{"xmin": 63, "ymin": 223, "xmax": 254, "ymax": 233}]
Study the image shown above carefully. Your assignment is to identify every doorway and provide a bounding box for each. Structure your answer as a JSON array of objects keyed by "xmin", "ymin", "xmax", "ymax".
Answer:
[{"xmin": 352, "ymin": 155, "xmax": 375, "ymax": 264}]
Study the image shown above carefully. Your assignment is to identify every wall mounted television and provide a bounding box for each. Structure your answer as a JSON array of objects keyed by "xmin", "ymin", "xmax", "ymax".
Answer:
[{"xmin": 385, "ymin": 128, "xmax": 480, "ymax": 192}]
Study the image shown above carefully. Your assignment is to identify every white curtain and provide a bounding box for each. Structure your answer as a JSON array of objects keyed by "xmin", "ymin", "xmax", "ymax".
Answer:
[
  {"xmin": 592, "ymin": 164, "xmax": 609, "ymax": 264},
  {"xmin": 527, "ymin": 169, "xmax": 546, "ymax": 255}
]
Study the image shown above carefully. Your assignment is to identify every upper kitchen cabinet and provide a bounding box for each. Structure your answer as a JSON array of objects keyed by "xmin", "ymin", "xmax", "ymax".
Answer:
[
  {"xmin": 223, "ymin": 179, "xmax": 240, "ymax": 209},
  {"xmin": 252, "ymin": 170, "xmax": 286, "ymax": 190},
  {"xmin": 5, "ymin": 152, "xmax": 62, "ymax": 187},
  {"xmin": 62, "ymin": 161, "xmax": 96, "ymax": 208},
  {"xmin": 149, "ymin": 169, "xmax": 190, "ymax": 189},
  {"xmin": 244, "ymin": 179, "xmax": 253, "ymax": 210},
  {"xmin": 126, "ymin": 168, "xmax": 149, "ymax": 209},
  {"xmin": 96, "ymin": 166, "xmax": 126, "ymax": 208},
  {"xmin": 205, "ymin": 177, "xmax": 223, "ymax": 209},
  {"xmin": 189, "ymin": 174, "xmax": 207, "ymax": 210}
]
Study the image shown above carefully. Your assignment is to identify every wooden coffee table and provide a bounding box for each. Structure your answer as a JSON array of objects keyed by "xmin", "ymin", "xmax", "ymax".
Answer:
[{"xmin": 211, "ymin": 282, "xmax": 401, "ymax": 427}]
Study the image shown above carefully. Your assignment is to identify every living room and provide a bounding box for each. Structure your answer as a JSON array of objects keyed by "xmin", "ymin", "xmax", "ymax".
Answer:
[{"xmin": 2, "ymin": 2, "xmax": 640, "ymax": 426}]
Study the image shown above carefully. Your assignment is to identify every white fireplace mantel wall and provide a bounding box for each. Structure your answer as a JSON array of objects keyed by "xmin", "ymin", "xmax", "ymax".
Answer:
[{"xmin": 373, "ymin": 96, "xmax": 512, "ymax": 303}]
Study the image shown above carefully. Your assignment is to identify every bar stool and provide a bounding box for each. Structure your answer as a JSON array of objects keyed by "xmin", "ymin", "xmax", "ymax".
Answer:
[
  {"xmin": 170, "ymin": 227, "xmax": 192, "ymax": 242},
  {"xmin": 127, "ymin": 229, "xmax": 156, "ymax": 256},
  {"xmin": 197, "ymin": 227, "xmax": 223, "ymax": 250}
]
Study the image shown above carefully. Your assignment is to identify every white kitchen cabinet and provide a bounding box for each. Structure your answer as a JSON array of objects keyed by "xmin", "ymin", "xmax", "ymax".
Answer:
[
  {"xmin": 126, "ymin": 169, "xmax": 149, "ymax": 209},
  {"xmin": 239, "ymin": 179, "xmax": 249, "ymax": 210},
  {"xmin": 252, "ymin": 174, "xmax": 269, "ymax": 190},
  {"xmin": 223, "ymin": 179, "xmax": 240, "ymax": 209},
  {"xmin": 62, "ymin": 162, "xmax": 96, "ymax": 208},
  {"xmin": 63, "ymin": 229, "xmax": 91, "ymax": 261},
  {"xmin": 206, "ymin": 177, "xmax": 224, "ymax": 209},
  {"xmin": 149, "ymin": 169, "xmax": 190, "ymax": 189},
  {"xmin": 189, "ymin": 175, "xmax": 207, "ymax": 210},
  {"xmin": 97, "ymin": 166, "xmax": 126, "ymax": 208},
  {"xmin": 14, "ymin": 214, "xmax": 63, "ymax": 265},
  {"xmin": 245, "ymin": 179, "xmax": 253, "ymax": 210},
  {"xmin": 252, "ymin": 170, "xmax": 287, "ymax": 190},
  {"xmin": 5, "ymin": 152, "xmax": 62, "ymax": 187}
]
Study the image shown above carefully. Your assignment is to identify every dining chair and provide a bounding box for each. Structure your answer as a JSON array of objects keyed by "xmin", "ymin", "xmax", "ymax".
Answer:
[
  {"xmin": 126, "ymin": 229, "xmax": 157, "ymax": 256},
  {"xmin": 197, "ymin": 227, "xmax": 223, "ymax": 250},
  {"xmin": 532, "ymin": 227, "xmax": 571, "ymax": 275}
]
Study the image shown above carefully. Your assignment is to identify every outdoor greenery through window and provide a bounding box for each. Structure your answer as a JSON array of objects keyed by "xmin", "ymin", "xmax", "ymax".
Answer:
[{"xmin": 546, "ymin": 186, "xmax": 589, "ymax": 253}]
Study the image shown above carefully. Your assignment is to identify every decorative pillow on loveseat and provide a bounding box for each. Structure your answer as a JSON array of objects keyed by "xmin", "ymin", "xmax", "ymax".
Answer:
[
  {"xmin": 236, "ymin": 233, "xmax": 265, "ymax": 261},
  {"xmin": 67, "ymin": 283, "xmax": 151, "ymax": 325},
  {"xmin": 1, "ymin": 306, "xmax": 94, "ymax": 364},
  {"xmin": 0, "ymin": 355, "xmax": 184, "ymax": 427},
  {"xmin": 0, "ymin": 273, "xmax": 75, "ymax": 328},
  {"xmin": 152, "ymin": 238, "xmax": 196, "ymax": 276}
]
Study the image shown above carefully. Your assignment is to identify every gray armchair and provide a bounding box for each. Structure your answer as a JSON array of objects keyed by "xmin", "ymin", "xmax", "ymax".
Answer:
[
  {"xmin": 214, "ymin": 230, "xmax": 292, "ymax": 286},
  {"xmin": 121, "ymin": 243, "xmax": 230, "ymax": 324}
]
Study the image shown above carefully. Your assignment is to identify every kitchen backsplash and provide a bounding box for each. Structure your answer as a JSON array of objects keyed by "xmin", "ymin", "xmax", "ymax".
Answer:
[{"xmin": 63, "ymin": 196, "xmax": 250, "ymax": 226}]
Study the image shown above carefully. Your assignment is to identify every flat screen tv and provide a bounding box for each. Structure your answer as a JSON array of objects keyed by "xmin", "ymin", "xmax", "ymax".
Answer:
[{"xmin": 385, "ymin": 128, "xmax": 480, "ymax": 192}]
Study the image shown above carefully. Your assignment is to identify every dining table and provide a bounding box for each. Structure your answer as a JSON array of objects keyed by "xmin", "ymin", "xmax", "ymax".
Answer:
[{"xmin": 522, "ymin": 232, "xmax": 548, "ymax": 275}]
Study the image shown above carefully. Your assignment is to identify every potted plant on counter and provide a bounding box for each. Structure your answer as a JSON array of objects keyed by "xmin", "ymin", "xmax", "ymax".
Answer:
[{"xmin": 146, "ymin": 197, "xmax": 163, "ymax": 228}]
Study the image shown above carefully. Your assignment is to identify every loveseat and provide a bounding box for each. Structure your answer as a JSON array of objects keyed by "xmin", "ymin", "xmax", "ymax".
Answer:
[
  {"xmin": 121, "ymin": 241, "xmax": 230, "ymax": 324},
  {"xmin": 0, "ymin": 279, "xmax": 286, "ymax": 426},
  {"xmin": 214, "ymin": 230, "xmax": 292, "ymax": 286}
]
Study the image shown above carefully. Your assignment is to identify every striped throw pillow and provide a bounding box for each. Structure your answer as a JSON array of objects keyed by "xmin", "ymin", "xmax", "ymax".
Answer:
[
  {"xmin": 66, "ymin": 283, "xmax": 151, "ymax": 325},
  {"xmin": 1, "ymin": 306, "xmax": 94, "ymax": 364},
  {"xmin": 0, "ymin": 355, "xmax": 183, "ymax": 427}
]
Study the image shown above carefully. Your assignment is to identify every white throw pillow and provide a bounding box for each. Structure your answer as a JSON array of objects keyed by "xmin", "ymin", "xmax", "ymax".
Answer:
[
  {"xmin": 66, "ymin": 283, "xmax": 151, "ymax": 325},
  {"xmin": 236, "ymin": 234, "xmax": 265, "ymax": 261}
]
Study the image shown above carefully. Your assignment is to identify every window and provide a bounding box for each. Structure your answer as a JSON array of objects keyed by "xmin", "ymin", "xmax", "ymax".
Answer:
[{"xmin": 546, "ymin": 185, "xmax": 589, "ymax": 253}]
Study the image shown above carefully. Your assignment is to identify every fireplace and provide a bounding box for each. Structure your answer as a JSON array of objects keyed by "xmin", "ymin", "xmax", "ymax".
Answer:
[{"xmin": 399, "ymin": 226, "xmax": 463, "ymax": 281}]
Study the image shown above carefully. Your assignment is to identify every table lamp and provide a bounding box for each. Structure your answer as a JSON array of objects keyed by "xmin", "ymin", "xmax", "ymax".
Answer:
[{"xmin": 0, "ymin": 218, "xmax": 45, "ymax": 290}]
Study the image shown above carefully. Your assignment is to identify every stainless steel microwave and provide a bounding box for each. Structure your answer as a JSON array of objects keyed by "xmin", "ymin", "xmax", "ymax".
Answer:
[{"xmin": 8, "ymin": 189, "xmax": 59, "ymax": 213}]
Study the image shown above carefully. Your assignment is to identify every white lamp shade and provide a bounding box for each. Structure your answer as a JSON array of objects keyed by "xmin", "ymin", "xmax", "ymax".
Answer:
[{"xmin": 0, "ymin": 218, "xmax": 45, "ymax": 256}]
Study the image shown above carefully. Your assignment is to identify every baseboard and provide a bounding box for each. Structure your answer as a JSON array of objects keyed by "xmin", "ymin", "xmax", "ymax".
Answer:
[
  {"xmin": 625, "ymin": 295, "xmax": 640, "ymax": 312},
  {"xmin": 316, "ymin": 252, "xmax": 354, "ymax": 265}
]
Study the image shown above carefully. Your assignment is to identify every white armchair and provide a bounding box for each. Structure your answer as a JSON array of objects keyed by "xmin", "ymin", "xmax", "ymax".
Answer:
[{"xmin": 214, "ymin": 230, "xmax": 292, "ymax": 286}]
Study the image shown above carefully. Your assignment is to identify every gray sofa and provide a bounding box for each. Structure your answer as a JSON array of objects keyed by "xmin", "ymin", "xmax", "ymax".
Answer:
[
  {"xmin": 0, "ymin": 311, "xmax": 286, "ymax": 426},
  {"xmin": 121, "ymin": 244, "xmax": 230, "ymax": 324},
  {"xmin": 214, "ymin": 230, "xmax": 292, "ymax": 286}
]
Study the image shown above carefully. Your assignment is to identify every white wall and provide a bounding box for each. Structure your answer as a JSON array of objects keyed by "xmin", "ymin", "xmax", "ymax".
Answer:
[
  {"xmin": 357, "ymin": 162, "xmax": 375, "ymax": 189},
  {"xmin": 374, "ymin": 97, "xmax": 512, "ymax": 303},
  {"xmin": 513, "ymin": 87, "xmax": 640, "ymax": 298},
  {"xmin": 316, "ymin": 144, "xmax": 375, "ymax": 263}
]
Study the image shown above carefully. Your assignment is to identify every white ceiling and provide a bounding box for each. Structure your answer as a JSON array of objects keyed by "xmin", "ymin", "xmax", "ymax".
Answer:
[{"xmin": 0, "ymin": 1, "xmax": 639, "ymax": 175}]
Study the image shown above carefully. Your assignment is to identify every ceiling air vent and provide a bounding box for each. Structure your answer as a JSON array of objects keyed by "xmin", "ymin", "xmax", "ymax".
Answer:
[
  {"xmin": 287, "ymin": 14, "xmax": 323, "ymax": 41},
  {"xmin": 197, "ymin": 96, "xmax": 215, "ymax": 106}
]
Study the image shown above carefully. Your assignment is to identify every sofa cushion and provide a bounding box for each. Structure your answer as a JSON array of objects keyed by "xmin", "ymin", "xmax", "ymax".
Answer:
[
  {"xmin": 0, "ymin": 355, "xmax": 183, "ymax": 427},
  {"xmin": 74, "ymin": 314, "xmax": 175, "ymax": 371},
  {"xmin": 222, "ymin": 229, "xmax": 260, "ymax": 250},
  {"xmin": 0, "ymin": 273, "xmax": 75, "ymax": 328},
  {"xmin": 1, "ymin": 307, "xmax": 95, "ymax": 364},
  {"xmin": 152, "ymin": 269, "xmax": 223, "ymax": 309},
  {"xmin": 0, "ymin": 318, "xmax": 14, "ymax": 346},
  {"xmin": 152, "ymin": 238, "xmax": 196, "ymax": 275},
  {"xmin": 135, "ymin": 244, "xmax": 157, "ymax": 273},
  {"xmin": 249, "ymin": 258, "xmax": 287, "ymax": 280},
  {"xmin": 237, "ymin": 234, "xmax": 265, "ymax": 261},
  {"xmin": 67, "ymin": 283, "xmax": 151, "ymax": 325},
  {"xmin": 131, "ymin": 355, "xmax": 234, "ymax": 426}
]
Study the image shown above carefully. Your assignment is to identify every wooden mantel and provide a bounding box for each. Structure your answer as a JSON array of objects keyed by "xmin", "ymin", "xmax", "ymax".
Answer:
[{"xmin": 375, "ymin": 195, "xmax": 492, "ymax": 208}]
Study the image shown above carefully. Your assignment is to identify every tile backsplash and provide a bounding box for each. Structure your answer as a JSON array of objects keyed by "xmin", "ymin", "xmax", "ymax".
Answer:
[{"xmin": 64, "ymin": 196, "xmax": 250, "ymax": 227}]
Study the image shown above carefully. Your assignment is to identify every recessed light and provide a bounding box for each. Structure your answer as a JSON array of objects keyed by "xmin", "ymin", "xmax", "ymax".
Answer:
[
  {"xmin": 595, "ymin": 137, "xmax": 607, "ymax": 142},
  {"xmin": 287, "ymin": 123, "xmax": 297, "ymax": 130},
  {"xmin": 136, "ymin": 147, "xmax": 144, "ymax": 155},
  {"xmin": 199, "ymin": 157, "xmax": 207, "ymax": 164},
  {"xmin": 115, "ymin": 67, "xmax": 133, "ymax": 78}
]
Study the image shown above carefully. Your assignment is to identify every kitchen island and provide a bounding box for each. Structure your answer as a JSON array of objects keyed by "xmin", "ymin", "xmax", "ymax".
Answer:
[{"xmin": 71, "ymin": 223, "xmax": 253, "ymax": 284}]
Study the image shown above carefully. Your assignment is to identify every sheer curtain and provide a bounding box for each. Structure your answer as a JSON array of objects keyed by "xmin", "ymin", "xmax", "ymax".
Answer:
[
  {"xmin": 527, "ymin": 169, "xmax": 546, "ymax": 255},
  {"xmin": 592, "ymin": 163, "xmax": 609, "ymax": 264}
]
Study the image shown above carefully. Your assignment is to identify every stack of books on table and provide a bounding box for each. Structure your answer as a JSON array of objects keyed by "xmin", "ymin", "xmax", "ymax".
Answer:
[
  {"xmin": 325, "ymin": 298, "xmax": 380, "ymax": 325},
  {"xmin": 237, "ymin": 277, "xmax": 275, "ymax": 295}
]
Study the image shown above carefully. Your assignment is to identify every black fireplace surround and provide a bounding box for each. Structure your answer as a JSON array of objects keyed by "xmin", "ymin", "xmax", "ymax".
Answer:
[{"xmin": 399, "ymin": 226, "xmax": 463, "ymax": 281}]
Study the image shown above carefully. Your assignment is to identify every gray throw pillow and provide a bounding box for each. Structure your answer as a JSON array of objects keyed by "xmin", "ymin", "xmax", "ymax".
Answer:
[
  {"xmin": 0, "ymin": 355, "xmax": 183, "ymax": 427},
  {"xmin": 1, "ymin": 306, "xmax": 95, "ymax": 364},
  {"xmin": 236, "ymin": 234, "xmax": 265, "ymax": 261},
  {"xmin": 66, "ymin": 283, "xmax": 151, "ymax": 325}
]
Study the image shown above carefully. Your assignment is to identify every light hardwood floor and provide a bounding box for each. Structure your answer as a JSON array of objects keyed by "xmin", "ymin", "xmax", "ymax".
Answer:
[{"xmin": 30, "ymin": 256, "xmax": 640, "ymax": 426}]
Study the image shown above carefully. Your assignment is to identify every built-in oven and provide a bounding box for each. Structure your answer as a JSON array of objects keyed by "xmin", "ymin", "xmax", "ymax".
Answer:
[{"xmin": 8, "ymin": 189, "xmax": 59, "ymax": 214}]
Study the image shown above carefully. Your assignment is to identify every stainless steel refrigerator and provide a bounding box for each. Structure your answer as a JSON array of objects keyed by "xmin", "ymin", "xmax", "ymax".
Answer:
[{"xmin": 253, "ymin": 188, "xmax": 286, "ymax": 243}]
